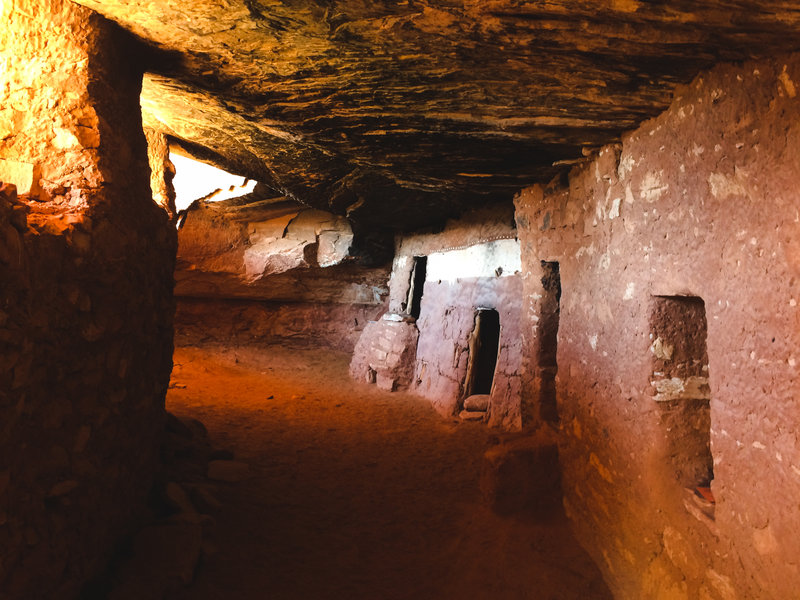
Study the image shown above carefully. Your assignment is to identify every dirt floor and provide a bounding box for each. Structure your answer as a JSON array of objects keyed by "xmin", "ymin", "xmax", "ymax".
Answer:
[{"xmin": 167, "ymin": 343, "xmax": 612, "ymax": 600}]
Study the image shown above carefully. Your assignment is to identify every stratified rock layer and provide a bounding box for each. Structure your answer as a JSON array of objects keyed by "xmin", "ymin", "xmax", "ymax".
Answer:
[
  {"xmin": 175, "ymin": 298, "xmax": 385, "ymax": 353},
  {"xmin": 173, "ymin": 196, "xmax": 389, "ymax": 351},
  {"xmin": 73, "ymin": 1, "xmax": 800, "ymax": 230}
]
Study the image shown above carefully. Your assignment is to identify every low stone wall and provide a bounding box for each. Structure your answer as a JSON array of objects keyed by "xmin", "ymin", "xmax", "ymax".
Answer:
[
  {"xmin": 515, "ymin": 54, "xmax": 800, "ymax": 598},
  {"xmin": 349, "ymin": 315, "xmax": 419, "ymax": 391}
]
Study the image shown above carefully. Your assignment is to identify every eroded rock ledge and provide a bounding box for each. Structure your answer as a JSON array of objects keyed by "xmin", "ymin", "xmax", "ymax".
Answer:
[
  {"xmin": 175, "ymin": 195, "xmax": 389, "ymax": 303},
  {"xmin": 74, "ymin": 0, "xmax": 800, "ymax": 230}
]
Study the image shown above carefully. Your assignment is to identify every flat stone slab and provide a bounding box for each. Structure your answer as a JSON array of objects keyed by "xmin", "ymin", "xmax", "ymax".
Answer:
[
  {"xmin": 459, "ymin": 410, "xmax": 485, "ymax": 422},
  {"xmin": 464, "ymin": 394, "xmax": 490, "ymax": 412}
]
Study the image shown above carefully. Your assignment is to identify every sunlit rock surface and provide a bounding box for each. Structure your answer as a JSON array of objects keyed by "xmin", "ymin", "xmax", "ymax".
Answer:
[{"xmin": 176, "ymin": 194, "xmax": 388, "ymax": 303}]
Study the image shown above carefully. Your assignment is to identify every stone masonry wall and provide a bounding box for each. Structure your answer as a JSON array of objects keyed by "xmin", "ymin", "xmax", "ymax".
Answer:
[
  {"xmin": 515, "ymin": 55, "xmax": 800, "ymax": 598},
  {"xmin": 349, "ymin": 315, "xmax": 420, "ymax": 391},
  {"xmin": 0, "ymin": 1, "xmax": 176, "ymax": 597}
]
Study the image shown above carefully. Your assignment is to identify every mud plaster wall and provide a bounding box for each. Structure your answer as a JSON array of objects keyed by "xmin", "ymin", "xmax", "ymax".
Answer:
[
  {"xmin": 0, "ymin": 1, "xmax": 176, "ymax": 598},
  {"xmin": 175, "ymin": 298, "xmax": 385, "ymax": 352},
  {"xmin": 412, "ymin": 243, "xmax": 522, "ymax": 428},
  {"xmin": 377, "ymin": 206, "xmax": 523, "ymax": 429},
  {"xmin": 515, "ymin": 55, "xmax": 800, "ymax": 599}
]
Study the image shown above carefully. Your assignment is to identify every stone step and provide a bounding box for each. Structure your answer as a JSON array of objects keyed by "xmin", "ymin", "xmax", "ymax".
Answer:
[
  {"xmin": 459, "ymin": 409, "xmax": 486, "ymax": 422},
  {"xmin": 463, "ymin": 394, "xmax": 490, "ymax": 412}
]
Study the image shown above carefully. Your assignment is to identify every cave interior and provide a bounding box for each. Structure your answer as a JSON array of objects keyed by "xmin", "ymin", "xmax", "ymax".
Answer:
[{"xmin": 1, "ymin": 0, "xmax": 800, "ymax": 598}]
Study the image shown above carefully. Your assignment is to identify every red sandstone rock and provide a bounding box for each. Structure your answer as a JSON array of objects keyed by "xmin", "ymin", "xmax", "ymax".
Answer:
[
  {"xmin": 73, "ymin": 1, "xmax": 800, "ymax": 232},
  {"xmin": 176, "ymin": 297, "xmax": 385, "ymax": 353}
]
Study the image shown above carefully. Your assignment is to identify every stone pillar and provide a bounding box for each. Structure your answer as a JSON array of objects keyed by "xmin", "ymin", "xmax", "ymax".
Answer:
[
  {"xmin": 514, "ymin": 184, "xmax": 547, "ymax": 431},
  {"xmin": 0, "ymin": 1, "xmax": 176, "ymax": 597}
]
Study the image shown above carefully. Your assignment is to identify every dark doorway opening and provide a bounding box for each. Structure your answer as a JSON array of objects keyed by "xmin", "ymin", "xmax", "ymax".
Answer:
[
  {"xmin": 539, "ymin": 261, "xmax": 561, "ymax": 423},
  {"xmin": 465, "ymin": 308, "xmax": 501, "ymax": 397},
  {"xmin": 407, "ymin": 256, "xmax": 427, "ymax": 319}
]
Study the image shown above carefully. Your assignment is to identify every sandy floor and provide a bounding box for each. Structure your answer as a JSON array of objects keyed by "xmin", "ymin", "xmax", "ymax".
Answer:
[{"xmin": 167, "ymin": 344, "xmax": 611, "ymax": 600}]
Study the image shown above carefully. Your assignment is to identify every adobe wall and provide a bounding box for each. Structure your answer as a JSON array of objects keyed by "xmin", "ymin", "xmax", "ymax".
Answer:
[
  {"xmin": 515, "ymin": 55, "xmax": 800, "ymax": 598},
  {"xmin": 351, "ymin": 206, "xmax": 523, "ymax": 429},
  {"xmin": 410, "ymin": 241, "xmax": 522, "ymax": 428},
  {"xmin": 0, "ymin": 1, "xmax": 176, "ymax": 597}
]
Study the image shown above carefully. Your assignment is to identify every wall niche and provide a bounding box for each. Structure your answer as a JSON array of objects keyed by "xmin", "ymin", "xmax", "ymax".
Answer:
[{"xmin": 650, "ymin": 296, "xmax": 714, "ymax": 507}]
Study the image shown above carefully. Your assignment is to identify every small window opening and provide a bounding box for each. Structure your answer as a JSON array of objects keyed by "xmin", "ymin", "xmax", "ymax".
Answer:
[
  {"xmin": 539, "ymin": 261, "xmax": 561, "ymax": 423},
  {"xmin": 464, "ymin": 308, "xmax": 501, "ymax": 397},
  {"xmin": 650, "ymin": 296, "xmax": 714, "ymax": 511},
  {"xmin": 407, "ymin": 256, "xmax": 427, "ymax": 320}
]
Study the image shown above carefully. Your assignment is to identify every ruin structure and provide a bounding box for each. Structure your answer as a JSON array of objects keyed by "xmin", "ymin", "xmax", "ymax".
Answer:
[
  {"xmin": 0, "ymin": 1, "xmax": 175, "ymax": 596},
  {"xmin": 513, "ymin": 56, "xmax": 800, "ymax": 598},
  {"xmin": 1, "ymin": 0, "xmax": 799, "ymax": 597}
]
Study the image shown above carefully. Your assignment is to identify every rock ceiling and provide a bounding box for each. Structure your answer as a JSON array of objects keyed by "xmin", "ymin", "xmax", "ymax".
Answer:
[{"xmin": 75, "ymin": 0, "xmax": 800, "ymax": 231}]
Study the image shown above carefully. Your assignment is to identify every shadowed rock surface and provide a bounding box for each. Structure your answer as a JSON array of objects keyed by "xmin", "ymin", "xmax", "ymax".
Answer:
[
  {"xmin": 73, "ymin": 0, "xmax": 800, "ymax": 230},
  {"xmin": 166, "ymin": 344, "xmax": 612, "ymax": 600}
]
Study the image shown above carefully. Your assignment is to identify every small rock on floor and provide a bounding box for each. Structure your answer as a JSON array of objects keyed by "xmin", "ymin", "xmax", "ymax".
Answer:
[
  {"xmin": 187, "ymin": 484, "xmax": 223, "ymax": 512},
  {"xmin": 165, "ymin": 482, "xmax": 197, "ymax": 516}
]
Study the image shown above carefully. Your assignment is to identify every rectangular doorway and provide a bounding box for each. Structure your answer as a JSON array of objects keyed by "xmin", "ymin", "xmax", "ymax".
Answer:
[
  {"xmin": 464, "ymin": 308, "xmax": 501, "ymax": 397},
  {"xmin": 407, "ymin": 256, "xmax": 427, "ymax": 319}
]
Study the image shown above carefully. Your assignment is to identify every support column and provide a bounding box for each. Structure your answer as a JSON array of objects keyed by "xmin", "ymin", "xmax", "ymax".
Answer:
[{"xmin": 0, "ymin": 1, "xmax": 176, "ymax": 597}]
